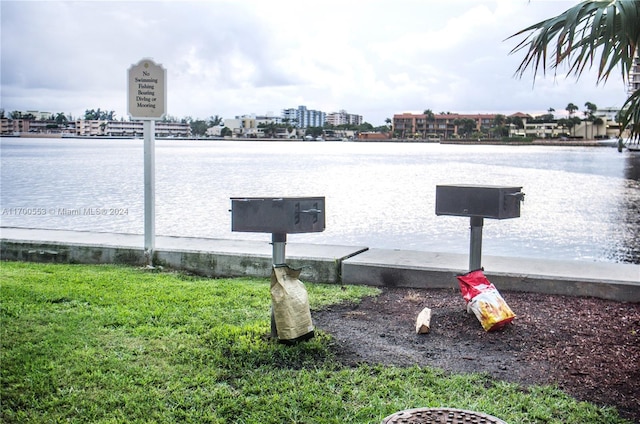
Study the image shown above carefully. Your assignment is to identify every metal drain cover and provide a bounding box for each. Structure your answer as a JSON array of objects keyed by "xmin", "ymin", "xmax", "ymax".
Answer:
[{"xmin": 381, "ymin": 407, "xmax": 507, "ymax": 423}]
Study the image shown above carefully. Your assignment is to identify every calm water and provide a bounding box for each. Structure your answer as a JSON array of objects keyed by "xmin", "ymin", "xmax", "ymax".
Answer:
[{"xmin": 1, "ymin": 137, "xmax": 639, "ymax": 264}]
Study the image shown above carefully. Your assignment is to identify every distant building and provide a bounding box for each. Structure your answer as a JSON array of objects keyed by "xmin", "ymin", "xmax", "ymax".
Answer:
[
  {"xmin": 282, "ymin": 105, "xmax": 326, "ymax": 128},
  {"xmin": 0, "ymin": 118, "xmax": 10, "ymax": 134},
  {"xmin": 630, "ymin": 54, "xmax": 640, "ymax": 96},
  {"xmin": 25, "ymin": 110, "xmax": 54, "ymax": 120},
  {"xmin": 392, "ymin": 111, "xmax": 619, "ymax": 140},
  {"xmin": 393, "ymin": 112, "xmax": 498, "ymax": 139},
  {"xmin": 596, "ymin": 107, "xmax": 619, "ymax": 122},
  {"xmin": 0, "ymin": 116, "xmax": 190, "ymax": 137},
  {"xmin": 595, "ymin": 107, "xmax": 622, "ymax": 138},
  {"xmin": 211, "ymin": 114, "xmax": 295, "ymax": 138},
  {"xmin": 326, "ymin": 110, "xmax": 363, "ymax": 126},
  {"xmin": 4, "ymin": 110, "xmax": 54, "ymax": 120},
  {"xmin": 76, "ymin": 120, "xmax": 190, "ymax": 137},
  {"xmin": 523, "ymin": 120, "xmax": 560, "ymax": 139},
  {"xmin": 75, "ymin": 119, "xmax": 107, "ymax": 136},
  {"xmin": 357, "ymin": 132, "xmax": 389, "ymax": 141}
]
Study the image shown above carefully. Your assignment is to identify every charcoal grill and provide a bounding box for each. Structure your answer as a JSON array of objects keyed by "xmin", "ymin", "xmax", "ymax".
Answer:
[
  {"xmin": 230, "ymin": 196, "xmax": 325, "ymax": 264},
  {"xmin": 436, "ymin": 185, "xmax": 525, "ymax": 271},
  {"xmin": 230, "ymin": 196, "xmax": 325, "ymax": 338}
]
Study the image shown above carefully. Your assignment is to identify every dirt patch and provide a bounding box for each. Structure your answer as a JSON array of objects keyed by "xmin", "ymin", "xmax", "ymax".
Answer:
[{"xmin": 313, "ymin": 287, "xmax": 640, "ymax": 422}]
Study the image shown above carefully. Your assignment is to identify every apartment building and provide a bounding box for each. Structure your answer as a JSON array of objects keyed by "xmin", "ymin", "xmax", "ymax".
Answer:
[
  {"xmin": 526, "ymin": 108, "xmax": 620, "ymax": 139},
  {"xmin": 74, "ymin": 119, "xmax": 182, "ymax": 137},
  {"xmin": 108, "ymin": 120, "xmax": 190, "ymax": 137},
  {"xmin": 0, "ymin": 118, "xmax": 10, "ymax": 134},
  {"xmin": 393, "ymin": 112, "xmax": 497, "ymax": 139},
  {"xmin": 629, "ymin": 54, "xmax": 640, "ymax": 95},
  {"xmin": 208, "ymin": 114, "xmax": 294, "ymax": 138},
  {"xmin": 216, "ymin": 116, "xmax": 258, "ymax": 138},
  {"xmin": 393, "ymin": 111, "xmax": 619, "ymax": 140},
  {"xmin": 102, "ymin": 120, "xmax": 191, "ymax": 137},
  {"xmin": 0, "ymin": 117, "xmax": 191, "ymax": 137},
  {"xmin": 1, "ymin": 118, "xmax": 35, "ymax": 134},
  {"xmin": 75, "ymin": 119, "xmax": 107, "ymax": 136},
  {"xmin": 0, "ymin": 118, "xmax": 70, "ymax": 135},
  {"xmin": 522, "ymin": 122, "xmax": 561, "ymax": 139},
  {"xmin": 326, "ymin": 110, "xmax": 363, "ymax": 126},
  {"xmin": 282, "ymin": 105, "xmax": 326, "ymax": 128}
]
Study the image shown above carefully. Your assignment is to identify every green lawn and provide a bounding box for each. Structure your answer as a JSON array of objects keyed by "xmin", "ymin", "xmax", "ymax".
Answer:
[{"xmin": 0, "ymin": 261, "xmax": 630, "ymax": 423}]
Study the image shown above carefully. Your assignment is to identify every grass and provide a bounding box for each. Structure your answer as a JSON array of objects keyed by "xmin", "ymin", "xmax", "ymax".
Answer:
[{"xmin": 0, "ymin": 261, "xmax": 631, "ymax": 423}]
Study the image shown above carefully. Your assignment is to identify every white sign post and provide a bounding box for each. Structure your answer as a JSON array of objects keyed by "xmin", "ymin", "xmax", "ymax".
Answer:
[{"xmin": 127, "ymin": 58, "xmax": 167, "ymax": 266}]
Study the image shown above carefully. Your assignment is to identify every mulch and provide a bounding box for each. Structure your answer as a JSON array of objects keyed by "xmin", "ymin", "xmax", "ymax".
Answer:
[{"xmin": 313, "ymin": 287, "xmax": 640, "ymax": 422}]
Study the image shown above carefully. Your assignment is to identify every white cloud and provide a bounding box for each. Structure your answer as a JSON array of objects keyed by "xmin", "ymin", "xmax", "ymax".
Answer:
[{"xmin": 1, "ymin": 0, "xmax": 627, "ymax": 125}]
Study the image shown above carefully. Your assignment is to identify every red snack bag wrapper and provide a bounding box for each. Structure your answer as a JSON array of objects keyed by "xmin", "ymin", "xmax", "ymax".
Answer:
[{"xmin": 457, "ymin": 269, "xmax": 515, "ymax": 331}]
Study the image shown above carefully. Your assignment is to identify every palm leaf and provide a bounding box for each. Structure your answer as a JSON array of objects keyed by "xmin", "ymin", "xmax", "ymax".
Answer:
[
  {"xmin": 619, "ymin": 88, "xmax": 640, "ymax": 137},
  {"xmin": 507, "ymin": 0, "xmax": 640, "ymax": 139},
  {"xmin": 508, "ymin": 0, "xmax": 640, "ymax": 82}
]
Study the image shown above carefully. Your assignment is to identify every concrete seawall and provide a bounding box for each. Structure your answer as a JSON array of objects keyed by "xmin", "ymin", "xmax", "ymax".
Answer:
[{"xmin": 2, "ymin": 227, "xmax": 638, "ymax": 302}]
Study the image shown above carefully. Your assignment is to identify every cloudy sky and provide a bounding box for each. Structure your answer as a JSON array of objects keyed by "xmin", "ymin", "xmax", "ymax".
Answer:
[{"xmin": 1, "ymin": 0, "xmax": 629, "ymax": 126}]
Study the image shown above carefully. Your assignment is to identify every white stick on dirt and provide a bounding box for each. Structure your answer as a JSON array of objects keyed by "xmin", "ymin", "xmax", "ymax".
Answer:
[{"xmin": 416, "ymin": 307, "xmax": 432, "ymax": 334}]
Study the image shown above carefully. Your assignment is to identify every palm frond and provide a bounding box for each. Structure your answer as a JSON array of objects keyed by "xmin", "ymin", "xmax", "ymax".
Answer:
[
  {"xmin": 619, "ymin": 89, "xmax": 640, "ymax": 140},
  {"xmin": 507, "ymin": 0, "xmax": 640, "ymax": 83},
  {"xmin": 507, "ymin": 0, "xmax": 640, "ymax": 139}
]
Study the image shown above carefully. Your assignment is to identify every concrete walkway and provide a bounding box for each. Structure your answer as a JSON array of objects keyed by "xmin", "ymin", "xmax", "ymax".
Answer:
[{"xmin": 2, "ymin": 227, "xmax": 638, "ymax": 302}]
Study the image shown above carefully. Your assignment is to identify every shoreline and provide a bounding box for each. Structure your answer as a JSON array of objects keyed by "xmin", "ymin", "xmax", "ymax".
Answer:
[{"xmin": 0, "ymin": 134, "xmax": 618, "ymax": 146}]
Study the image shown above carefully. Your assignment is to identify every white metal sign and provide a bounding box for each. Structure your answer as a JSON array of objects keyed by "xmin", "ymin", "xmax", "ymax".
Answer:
[
  {"xmin": 127, "ymin": 58, "xmax": 166, "ymax": 120},
  {"xmin": 127, "ymin": 58, "xmax": 167, "ymax": 265}
]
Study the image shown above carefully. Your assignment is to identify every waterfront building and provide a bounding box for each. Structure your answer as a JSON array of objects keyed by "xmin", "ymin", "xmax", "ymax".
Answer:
[
  {"xmin": 597, "ymin": 107, "xmax": 619, "ymax": 122},
  {"xmin": 0, "ymin": 118, "xmax": 72, "ymax": 136},
  {"xmin": 517, "ymin": 115, "xmax": 618, "ymax": 140},
  {"xmin": 0, "ymin": 117, "xmax": 190, "ymax": 137},
  {"xmin": 282, "ymin": 105, "xmax": 326, "ymax": 128},
  {"xmin": 523, "ymin": 120, "xmax": 561, "ymax": 139},
  {"xmin": 0, "ymin": 118, "xmax": 10, "ymax": 134},
  {"xmin": 232, "ymin": 116, "xmax": 257, "ymax": 138},
  {"xmin": 595, "ymin": 107, "xmax": 622, "ymax": 138},
  {"xmin": 1, "ymin": 118, "xmax": 34, "ymax": 135},
  {"xmin": 75, "ymin": 119, "xmax": 107, "ymax": 136},
  {"xmin": 393, "ymin": 112, "xmax": 498, "ymax": 139},
  {"xmin": 629, "ymin": 54, "xmax": 640, "ymax": 96},
  {"xmin": 326, "ymin": 110, "xmax": 363, "ymax": 126},
  {"xmin": 76, "ymin": 119, "xmax": 190, "ymax": 137},
  {"xmin": 211, "ymin": 114, "xmax": 288, "ymax": 138},
  {"xmin": 208, "ymin": 114, "xmax": 297, "ymax": 138},
  {"xmin": 393, "ymin": 111, "xmax": 619, "ymax": 140}
]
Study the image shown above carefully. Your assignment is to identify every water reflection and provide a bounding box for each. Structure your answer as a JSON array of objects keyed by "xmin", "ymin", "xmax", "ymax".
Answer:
[
  {"xmin": 625, "ymin": 152, "xmax": 640, "ymax": 181},
  {"xmin": 1, "ymin": 138, "xmax": 638, "ymax": 264},
  {"xmin": 613, "ymin": 153, "xmax": 640, "ymax": 263}
]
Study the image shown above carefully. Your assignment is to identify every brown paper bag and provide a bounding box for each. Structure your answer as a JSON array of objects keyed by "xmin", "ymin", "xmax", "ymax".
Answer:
[{"xmin": 270, "ymin": 265, "xmax": 314, "ymax": 343}]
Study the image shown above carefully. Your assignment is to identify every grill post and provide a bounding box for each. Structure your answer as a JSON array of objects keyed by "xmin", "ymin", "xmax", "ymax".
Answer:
[
  {"xmin": 435, "ymin": 185, "xmax": 524, "ymax": 272},
  {"xmin": 270, "ymin": 232, "xmax": 287, "ymax": 338},
  {"xmin": 271, "ymin": 233, "xmax": 286, "ymax": 265},
  {"xmin": 469, "ymin": 216, "xmax": 484, "ymax": 271}
]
